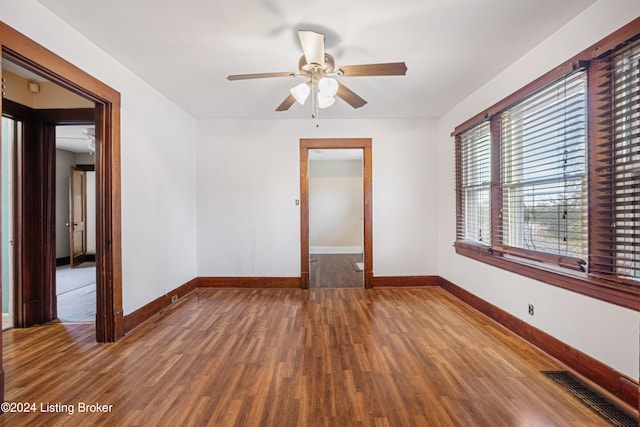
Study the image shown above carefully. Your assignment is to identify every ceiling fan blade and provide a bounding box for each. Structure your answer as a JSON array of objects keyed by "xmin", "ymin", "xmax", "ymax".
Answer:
[
  {"xmin": 298, "ymin": 30, "xmax": 325, "ymax": 66},
  {"xmin": 336, "ymin": 82, "xmax": 367, "ymax": 109},
  {"xmin": 276, "ymin": 93, "xmax": 296, "ymax": 111},
  {"xmin": 338, "ymin": 62, "xmax": 407, "ymax": 77},
  {"xmin": 227, "ymin": 71, "xmax": 295, "ymax": 81}
]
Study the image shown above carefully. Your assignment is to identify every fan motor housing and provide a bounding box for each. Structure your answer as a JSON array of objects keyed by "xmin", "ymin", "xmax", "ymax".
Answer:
[{"xmin": 298, "ymin": 53, "xmax": 335, "ymax": 81}]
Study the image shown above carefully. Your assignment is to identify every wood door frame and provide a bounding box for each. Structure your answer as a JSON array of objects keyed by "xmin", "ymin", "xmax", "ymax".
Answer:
[
  {"xmin": 0, "ymin": 20, "xmax": 123, "ymax": 350},
  {"xmin": 300, "ymin": 138, "xmax": 373, "ymax": 289}
]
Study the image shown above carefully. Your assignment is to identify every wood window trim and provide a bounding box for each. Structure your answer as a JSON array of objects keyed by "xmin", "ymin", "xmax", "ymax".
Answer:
[
  {"xmin": 455, "ymin": 243, "xmax": 638, "ymax": 311},
  {"xmin": 453, "ymin": 17, "xmax": 640, "ymax": 311}
]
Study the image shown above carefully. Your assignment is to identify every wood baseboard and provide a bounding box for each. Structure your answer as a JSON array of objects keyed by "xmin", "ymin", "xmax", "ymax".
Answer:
[
  {"xmin": 56, "ymin": 257, "xmax": 70, "ymax": 266},
  {"xmin": 373, "ymin": 276, "xmax": 440, "ymax": 287},
  {"xmin": 56, "ymin": 254, "xmax": 96, "ymax": 267},
  {"xmin": 438, "ymin": 276, "xmax": 639, "ymax": 409},
  {"xmin": 197, "ymin": 277, "xmax": 301, "ymax": 288},
  {"xmin": 123, "ymin": 278, "xmax": 197, "ymax": 334}
]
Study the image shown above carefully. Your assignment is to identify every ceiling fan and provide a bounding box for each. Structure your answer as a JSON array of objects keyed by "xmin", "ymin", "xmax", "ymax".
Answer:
[{"xmin": 227, "ymin": 30, "xmax": 407, "ymax": 113}]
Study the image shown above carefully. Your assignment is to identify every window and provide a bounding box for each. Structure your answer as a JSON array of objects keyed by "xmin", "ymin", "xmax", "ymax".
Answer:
[
  {"xmin": 499, "ymin": 71, "xmax": 587, "ymax": 270},
  {"xmin": 453, "ymin": 18, "xmax": 640, "ymax": 309},
  {"xmin": 591, "ymin": 40, "xmax": 640, "ymax": 282},
  {"xmin": 456, "ymin": 122, "xmax": 491, "ymax": 245}
]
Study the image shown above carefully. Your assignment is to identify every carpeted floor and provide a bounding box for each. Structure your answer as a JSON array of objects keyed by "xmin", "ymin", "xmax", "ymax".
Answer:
[{"xmin": 56, "ymin": 262, "xmax": 96, "ymax": 323}]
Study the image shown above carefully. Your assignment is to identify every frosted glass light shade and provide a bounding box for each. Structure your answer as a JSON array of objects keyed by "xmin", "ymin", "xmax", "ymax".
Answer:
[
  {"xmin": 318, "ymin": 94, "xmax": 335, "ymax": 109},
  {"xmin": 318, "ymin": 77, "xmax": 338, "ymax": 97},
  {"xmin": 290, "ymin": 83, "xmax": 310, "ymax": 105}
]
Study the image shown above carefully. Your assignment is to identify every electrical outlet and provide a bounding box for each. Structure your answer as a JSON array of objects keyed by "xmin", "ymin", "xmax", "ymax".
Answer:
[
  {"xmin": 528, "ymin": 304, "xmax": 534, "ymax": 316},
  {"xmin": 171, "ymin": 295, "xmax": 178, "ymax": 304}
]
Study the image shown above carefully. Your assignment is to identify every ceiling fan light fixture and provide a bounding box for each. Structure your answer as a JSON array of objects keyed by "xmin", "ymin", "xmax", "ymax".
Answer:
[
  {"xmin": 318, "ymin": 94, "xmax": 336, "ymax": 109},
  {"xmin": 290, "ymin": 82, "xmax": 310, "ymax": 105},
  {"xmin": 227, "ymin": 29, "xmax": 407, "ymax": 113},
  {"xmin": 318, "ymin": 77, "xmax": 338, "ymax": 97}
]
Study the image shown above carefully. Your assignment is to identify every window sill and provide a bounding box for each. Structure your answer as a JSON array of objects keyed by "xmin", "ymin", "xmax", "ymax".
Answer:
[{"xmin": 454, "ymin": 242, "xmax": 640, "ymax": 311}]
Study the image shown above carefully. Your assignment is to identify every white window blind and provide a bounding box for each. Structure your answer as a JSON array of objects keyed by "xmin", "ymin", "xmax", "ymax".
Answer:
[
  {"xmin": 499, "ymin": 71, "xmax": 587, "ymax": 269},
  {"xmin": 458, "ymin": 122, "xmax": 491, "ymax": 244}
]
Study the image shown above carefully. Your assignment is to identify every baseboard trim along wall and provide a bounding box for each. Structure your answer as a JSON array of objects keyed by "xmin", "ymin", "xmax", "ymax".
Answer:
[
  {"xmin": 373, "ymin": 276, "xmax": 440, "ymax": 287},
  {"xmin": 437, "ymin": 277, "xmax": 638, "ymax": 409},
  {"xmin": 123, "ymin": 278, "xmax": 197, "ymax": 333},
  {"xmin": 124, "ymin": 274, "xmax": 638, "ymax": 408},
  {"xmin": 197, "ymin": 277, "xmax": 301, "ymax": 288}
]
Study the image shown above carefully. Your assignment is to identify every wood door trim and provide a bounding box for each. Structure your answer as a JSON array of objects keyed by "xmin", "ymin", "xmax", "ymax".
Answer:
[
  {"xmin": 300, "ymin": 138, "xmax": 373, "ymax": 289},
  {"xmin": 0, "ymin": 18, "xmax": 123, "ymax": 353}
]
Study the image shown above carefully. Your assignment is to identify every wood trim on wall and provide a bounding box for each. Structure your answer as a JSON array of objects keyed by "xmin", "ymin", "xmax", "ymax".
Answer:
[
  {"xmin": 1, "ymin": 19, "xmax": 123, "ymax": 402},
  {"xmin": 438, "ymin": 276, "xmax": 639, "ymax": 408},
  {"xmin": 197, "ymin": 277, "xmax": 301, "ymax": 289},
  {"xmin": 123, "ymin": 279, "xmax": 198, "ymax": 334},
  {"xmin": 373, "ymin": 276, "xmax": 440, "ymax": 287},
  {"xmin": 455, "ymin": 245, "xmax": 638, "ymax": 311},
  {"xmin": 300, "ymin": 138, "xmax": 373, "ymax": 289}
]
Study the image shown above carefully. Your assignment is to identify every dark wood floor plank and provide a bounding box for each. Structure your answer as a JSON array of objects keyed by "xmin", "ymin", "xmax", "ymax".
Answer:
[{"xmin": 0, "ymin": 288, "xmax": 617, "ymax": 426}]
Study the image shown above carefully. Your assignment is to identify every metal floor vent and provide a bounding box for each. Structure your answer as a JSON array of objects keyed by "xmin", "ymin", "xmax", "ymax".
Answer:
[{"xmin": 541, "ymin": 371, "xmax": 638, "ymax": 427}]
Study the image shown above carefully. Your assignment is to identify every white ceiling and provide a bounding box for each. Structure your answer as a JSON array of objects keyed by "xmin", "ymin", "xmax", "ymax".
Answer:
[
  {"xmin": 2, "ymin": 60, "xmax": 48, "ymax": 83},
  {"xmin": 56, "ymin": 125, "xmax": 95, "ymax": 154},
  {"xmin": 35, "ymin": 0, "xmax": 595, "ymax": 120}
]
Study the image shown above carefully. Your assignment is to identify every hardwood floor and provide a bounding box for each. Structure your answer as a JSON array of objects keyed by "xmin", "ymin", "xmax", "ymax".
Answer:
[
  {"xmin": 310, "ymin": 254, "xmax": 363, "ymax": 288},
  {"xmin": 1, "ymin": 288, "xmax": 618, "ymax": 426}
]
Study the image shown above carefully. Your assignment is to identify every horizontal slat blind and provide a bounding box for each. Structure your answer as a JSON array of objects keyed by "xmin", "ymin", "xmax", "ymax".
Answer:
[
  {"xmin": 591, "ymin": 41, "xmax": 640, "ymax": 282},
  {"xmin": 500, "ymin": 71, "xmax": 587, "ymax": 268},
  {"xmin": 457, "ymin": 122, "xmax": 491, "ymax": 244}
]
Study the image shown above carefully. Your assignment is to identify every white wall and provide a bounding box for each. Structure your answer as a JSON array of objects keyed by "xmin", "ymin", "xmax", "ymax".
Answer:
[
  {"xmin": 0, "ymin": 0, "xmax": 198, "ymax": 314},
  {"xmin": 309, "ymin": 159, "xmax": 363, "ymax": 251},
  {"xmin": 436, "ymin": 0, "xmax": 640, "ymax": 379},
  {"xmin": 196, "ymin": 118, "xmax": 438, "ymax": 277}
]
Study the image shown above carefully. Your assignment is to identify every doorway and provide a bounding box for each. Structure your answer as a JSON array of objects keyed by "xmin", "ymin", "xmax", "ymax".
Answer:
[
  {"xmin": 1, "ymin": 116, "xmax": 16, "ymax": 330},
  {"xmin": 308, "ymin": 149, "xmax": 364, "ymax": 288},
  {"xmin": 56, "ymin": 125, "xmax": 97, "ymax": 322},
  {"xmin": 0, "ymin": 21, "xmax": 123, "ymax": 343},
  {"xmin": 300, "ymin": 138, "xmax": 373, "ymax": 289}
]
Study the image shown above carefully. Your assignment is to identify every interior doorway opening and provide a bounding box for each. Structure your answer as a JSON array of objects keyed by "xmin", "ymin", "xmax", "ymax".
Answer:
[
  {"xmin": 300, "ymin": 138, "xmax": 373, "ymax": 289},
  {"xmin": 0, "ymin": 21, "xmax": 123, "ymax": 346},
  {"xmin": 56, "ymin": 125, "xmax": 97, "ymax": 323},
  {"xmin": 1, "ymin": 116, "xmax": 17, "ymax": 330},
  {"xmin": 308, "ymin": 149, "xmax": 364, "ymax": 288},
  {"xmin": 1, "ymin": 55, "xmax": 98, "ymax": 328}
]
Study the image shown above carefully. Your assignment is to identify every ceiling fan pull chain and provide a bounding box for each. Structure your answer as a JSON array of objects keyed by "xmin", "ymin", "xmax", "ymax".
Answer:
[{"xmin": 311, "ymin": 84, "xmax": 318, "ymax": 119}]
